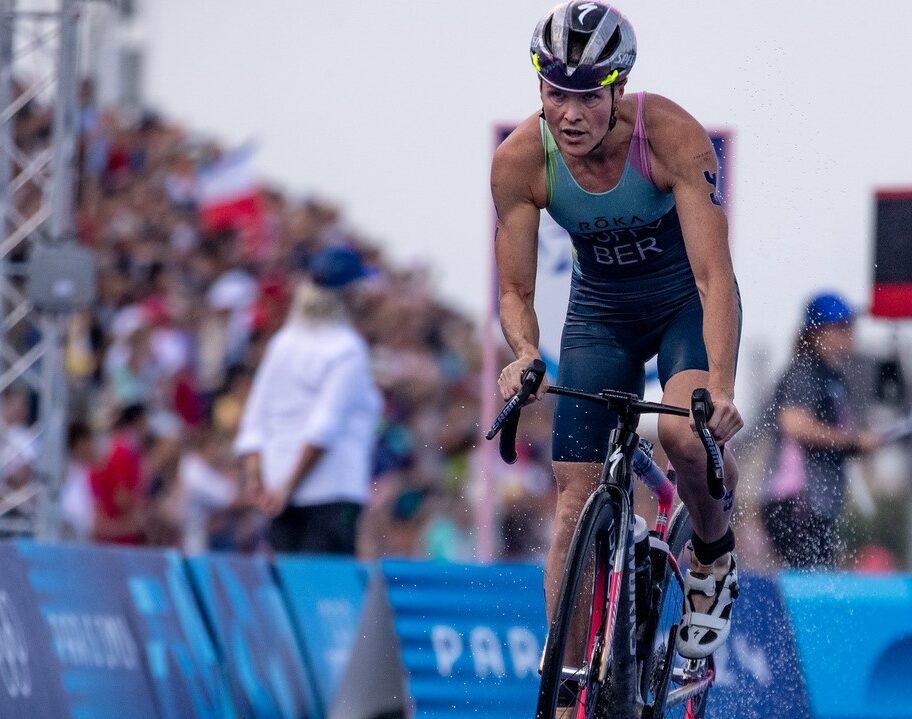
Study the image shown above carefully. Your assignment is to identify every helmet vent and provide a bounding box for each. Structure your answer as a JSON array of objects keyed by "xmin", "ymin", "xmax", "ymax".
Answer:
[
  {"xmin": 598, "ymin": 26, "xmax": 622, "ymax": 63},
  {"xmin": 543, "ymin": 17, "xmax": 555, "ymax": 53},
  {"xmin": 567, "ymin": 29, "xmax": 588, "ymax": 67}
]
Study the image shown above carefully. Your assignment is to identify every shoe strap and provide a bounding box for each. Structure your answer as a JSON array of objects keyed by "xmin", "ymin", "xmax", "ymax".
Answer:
[
  {"xmin": 684, "ymin": 572, "xmax": 716, "ymax": 597},
  {"xmin": 684, "ymin": 610, "xmax": 728, "ymax": 632}
]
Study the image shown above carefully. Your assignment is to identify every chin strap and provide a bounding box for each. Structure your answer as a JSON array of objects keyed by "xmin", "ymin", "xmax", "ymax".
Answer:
[
  {"xmin": 590, "ymin": 85, "xmax": 618, "ymax": 153},
  {"xmin": 608, "ymin": 85, "xmax": 618, "ymax": 131}
]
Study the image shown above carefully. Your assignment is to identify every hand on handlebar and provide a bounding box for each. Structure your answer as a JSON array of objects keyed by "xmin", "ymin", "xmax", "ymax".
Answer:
[
  {"xmin": 498, "ymin": 356, "xmax": 550, "ymax": 403},
  {"xmin": 690, "ymin": 388, "xmax": 743, "ymax": 445}
]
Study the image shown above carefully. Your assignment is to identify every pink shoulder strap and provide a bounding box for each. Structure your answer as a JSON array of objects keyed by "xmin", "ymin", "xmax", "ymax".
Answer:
[{"xmin": 629, "ymin": 91, "xmax": 655, "ymax": 185}]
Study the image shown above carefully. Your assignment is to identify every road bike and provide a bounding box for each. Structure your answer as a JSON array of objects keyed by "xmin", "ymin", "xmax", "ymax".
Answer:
[{"xmin": 487, "ymin": 360, "xmax": 727, "ymax": 719}]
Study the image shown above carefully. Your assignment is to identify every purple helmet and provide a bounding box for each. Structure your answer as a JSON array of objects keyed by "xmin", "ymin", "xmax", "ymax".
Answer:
[{"xmin": 531, "ymin": 1, "xmax": 637, "ymax": 92}]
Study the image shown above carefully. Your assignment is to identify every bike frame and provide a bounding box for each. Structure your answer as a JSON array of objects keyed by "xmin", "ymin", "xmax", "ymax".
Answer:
[
  {"xmin": 487, "ymin": 366, "xmax": 725, "ymax": 718},
  {"xmin": 549, "ymin": 388, "xmax": 716, "ymax": 717}
]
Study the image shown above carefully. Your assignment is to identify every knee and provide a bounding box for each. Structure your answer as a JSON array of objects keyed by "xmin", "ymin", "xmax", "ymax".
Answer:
[
  {"xmin": 552, "ymin": 465, "xmax": 598, "ymax": 529},
  {"xmin": 658, "ymin": 422, "xmax": 704, "ymax": 474}
]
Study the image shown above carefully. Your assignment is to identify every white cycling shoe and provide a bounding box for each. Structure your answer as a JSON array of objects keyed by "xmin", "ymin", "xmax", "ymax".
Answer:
[{"xmin": 676, "ymin": 546, "xmax": 739, "ymax": 659}]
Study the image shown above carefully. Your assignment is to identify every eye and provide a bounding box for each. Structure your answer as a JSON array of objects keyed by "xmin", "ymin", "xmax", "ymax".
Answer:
[
  {"xmin": 549, "ymin": 90, "xmax": 566, "ymax": 102},
  {"xmin": 583, "ymin": 93, "xmax": 599, "ymax": 104}
]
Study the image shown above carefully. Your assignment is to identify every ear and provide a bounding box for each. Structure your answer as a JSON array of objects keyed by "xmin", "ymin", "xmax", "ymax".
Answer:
[{"xmin": 615, "ymin": 80, "xmax": 627, "ymax": 100}]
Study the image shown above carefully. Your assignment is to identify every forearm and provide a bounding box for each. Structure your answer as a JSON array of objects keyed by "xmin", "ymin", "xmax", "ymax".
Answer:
[
  {"xmin": 241, "ymin": 453, "xmax": 262, "ymax": 492},
  {"xmin": 283, "ymin": 444, "xmax": 327, "ymax": 496},
  {"xmin": 699, "ymin": 277, "xmax": 740, "ymax": 398},
  {"xmin": 499, "ymin": 287, "xmax": 541, "ymax": 360},
  {"xmin": 781, "ymin": 412, "xmax": 857, "ymax": 451}
]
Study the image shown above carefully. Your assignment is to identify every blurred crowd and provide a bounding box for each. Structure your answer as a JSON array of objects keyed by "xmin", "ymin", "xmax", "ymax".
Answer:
[
  {"xmin": 1, "ymin": 81, "xmax": 910, "ymax": 571},
  {"xmin": 0, "ymin": 81, "xmax": 502, "ymax": 559}
]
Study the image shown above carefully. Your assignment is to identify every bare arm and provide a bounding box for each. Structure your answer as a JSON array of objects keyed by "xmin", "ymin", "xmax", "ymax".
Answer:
[
  {"xmin": 649, "ymin": 96, "xmax": 742, "ymax": 441},
  {"xmin": 779, "ymin": 407, "xmax": 880, "ymax": 454},
  {"xmin": 282, "ymin": 444, "xmax": 327, "ymax": 496},
  {"xmin": 491, "ymin": 123, "xmax": 548, "ymax": 399}
]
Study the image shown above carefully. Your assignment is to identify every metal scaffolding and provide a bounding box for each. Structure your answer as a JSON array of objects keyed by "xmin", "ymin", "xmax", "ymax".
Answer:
[{"xmin": 0, "ymin": 0, "xmax": 82, "ymax": 538}]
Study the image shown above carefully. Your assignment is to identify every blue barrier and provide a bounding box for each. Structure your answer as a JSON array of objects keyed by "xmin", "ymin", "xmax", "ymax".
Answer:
[
  {"xmin": 0, "ymin": 544, "xmax": 68, "ymax": 718},
  {"xmin": 18, "ymin": 541, "xmax": 237, "ymax": 719},
  {"xmin": 17, "ymin": 541, "xmax": 171, "ymax": 718},
  {"xmin": 384, "ymin": 559, "xmax": 546, "ymax": 719},
  {"xmin": 331, "ymin": 559, "xmax": 546, "ymax": 719},
  {"xmin": 708, "ymin": 574, "xmax": 811, "ymax": 719},
  {"xmin": 187, "ymin": 553, "xmax": 319, "ymax": 718},
  {"xmin": 780, "ymin": 572, "xmax": 912, "ymax": 719},
  {"xmin": 4, "ymin": 538, "xmax": 911, "ymax": 719},
  {"xmin": 273, "ymin": 554, "xmax": 369, "ymax": 715}
]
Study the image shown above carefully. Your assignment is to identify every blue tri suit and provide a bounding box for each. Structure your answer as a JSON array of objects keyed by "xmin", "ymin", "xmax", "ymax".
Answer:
[{"xmin": 544, "ymin": 92, "xmax": 741, "ymax": 462}]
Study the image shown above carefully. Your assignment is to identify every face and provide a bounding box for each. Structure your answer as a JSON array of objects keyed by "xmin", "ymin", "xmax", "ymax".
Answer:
[
  {"xmin": 540, "ymin": 82, "xmax": 622, "ymax": 156},
  {"xmin": 814, "ymin": 323, "xmax": 855, "ymax": 365}
]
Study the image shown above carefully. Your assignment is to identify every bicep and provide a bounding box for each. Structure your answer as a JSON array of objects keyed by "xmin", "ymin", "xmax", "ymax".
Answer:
[
  {"xmin": 491, "ymin": 155, "xmax": 541, "ymax": 298},
  {"xmin": 668, "ymin": 130, "xmax": 734, "ymax": 288}
]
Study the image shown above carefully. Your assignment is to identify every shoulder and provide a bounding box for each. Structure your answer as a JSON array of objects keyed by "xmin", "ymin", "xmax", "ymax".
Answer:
[
  {"xmin": 492, "ymin": 113, "xmax": 545, "ymax": 174},
  {"xmin": 642, "ymin": 93, "xmax": 709, "ymax": 151},
  {"xmin": 642, "ymin": 93, "xmax": 714, "ymax": 180},
  {"xmin": 327, "ymin": 323, "xmax": 371, "ymax": 361},
  {"xmin": 491, "ymin": 113, "xmax": 547, "ymax": 207}
]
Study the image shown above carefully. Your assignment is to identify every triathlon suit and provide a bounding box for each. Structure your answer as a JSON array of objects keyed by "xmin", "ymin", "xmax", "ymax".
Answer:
[{"xmin": 544, "ymin": 91, "xmax": 741, "ymax": 462}]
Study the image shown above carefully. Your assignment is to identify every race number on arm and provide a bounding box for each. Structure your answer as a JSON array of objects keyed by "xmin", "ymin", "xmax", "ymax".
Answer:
[{"xmin": 648, "ymin": 95, "xmax": 742, "ymax": 441}]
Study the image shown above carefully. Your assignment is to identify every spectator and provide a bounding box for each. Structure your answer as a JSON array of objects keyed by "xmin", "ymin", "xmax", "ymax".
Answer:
[
  {"xmin": 178, "ymin": 430, "xmax": 255, "ymax": 553},
  {"xmin": 0, "ymin": 388, "xmax": 37, "ymax": 491},
  {"xmin": 0, "ymin": 388, "xmax": 38, "ymax": 534},
  {"xmin": 60, "ymin": 421, "xmax": 96, "ymax": 541},
  {"xmin": 91, "ymin": 403, "xmax": 148, "ymax": 545},
  {"xmin": 234, "ymin": 247, "xmax": 382, "ymax": 554},
  {"xmin": 761, "ymin": 293, "xmax": 883, "ymax": 568},
  {"xmin": 9, "ymin": 94, "xmax": 500, "ymax": 559}
]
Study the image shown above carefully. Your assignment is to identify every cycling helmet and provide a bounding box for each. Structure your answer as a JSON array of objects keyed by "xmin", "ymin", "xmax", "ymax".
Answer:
[{"xmin": 530, "ymin": 1, "xmax": 636, "ymax": 92}]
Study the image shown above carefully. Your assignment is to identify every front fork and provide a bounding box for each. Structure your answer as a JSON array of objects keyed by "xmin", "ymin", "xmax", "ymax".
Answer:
[{"xmin": 597, "ymin": 481, "xmax": 633, "ymax": 683}]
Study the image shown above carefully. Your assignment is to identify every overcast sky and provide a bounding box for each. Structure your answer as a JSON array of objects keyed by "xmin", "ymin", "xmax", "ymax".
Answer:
[{"xmin": 139, "ymin": 0, "xmax": 912, "ymax": 410}]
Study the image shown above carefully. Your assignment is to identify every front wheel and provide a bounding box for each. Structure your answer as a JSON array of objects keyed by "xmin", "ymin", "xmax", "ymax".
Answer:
[
  {"xmin": 641, "ymin": 503, "xmax": 711, "ymax": 719},
  {"xmin": 536, "ymin": 486, "xmax": 634, "ymax": 719}
]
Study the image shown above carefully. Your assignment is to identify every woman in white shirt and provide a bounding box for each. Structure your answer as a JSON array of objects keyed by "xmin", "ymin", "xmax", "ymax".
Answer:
[{"xmin": 235, "ymin": 247, "xmax": 382, "ymax": 554}]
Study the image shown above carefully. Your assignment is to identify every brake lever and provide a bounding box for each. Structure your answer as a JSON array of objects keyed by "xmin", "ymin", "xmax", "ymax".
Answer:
[
  {"xmin": 486, "ymin": 359, "xmax": 546, "ymax": 465},
  {"xmin": 691, "ymin": 388, "xmax": 726, "ymax": 500}
]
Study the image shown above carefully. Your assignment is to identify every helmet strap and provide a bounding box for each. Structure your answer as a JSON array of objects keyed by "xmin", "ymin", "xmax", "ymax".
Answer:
[{"xmin": 608, "ymin": 85, "xmax": 618, "ymax": 131}]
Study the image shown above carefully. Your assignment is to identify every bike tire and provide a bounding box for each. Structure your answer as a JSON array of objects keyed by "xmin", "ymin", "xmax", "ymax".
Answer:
[
  {"xmin": 641, "ymin": 503, "xmax": 709, "ymax": 719},
  {"xmin": 536, "ymin": 485, "xmax": 634, "ymax": 719}
]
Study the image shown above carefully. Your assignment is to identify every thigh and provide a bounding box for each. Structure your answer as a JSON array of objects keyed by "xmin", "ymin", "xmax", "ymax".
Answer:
[
  {"xmin": 298, "ymin": 502, "xmax": 362, "ymax": 555},
  {"xmin": 656, "ymin": 295, "xmax": 709, "ymax": 385},
  {"xmin": 552, "ymin": 323, "xmax": 645, "ymax": 463},
  {"xmin": 763, "ymin": 499, "xmax": 800, "ymax": 564},
  {"xmin": 811, "ymin": 514, "xmax": 839, "ymax": 569},
  {"xmin": 268, "ymin": 506, "xmax": 308, "ymax": 553},
  {"xmin": 655, "ymin": 292, "xmax": 742, "ymax": 386}
]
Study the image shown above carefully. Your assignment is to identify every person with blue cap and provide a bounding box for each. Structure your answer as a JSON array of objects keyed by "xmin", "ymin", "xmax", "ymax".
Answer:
[
  {"xmin": 234, "ymin": 245, "xmax": 382, "ymax": 554},
  {"xmin": 762, "ymin": 291, "xmax": 883, "ymax": 568}
]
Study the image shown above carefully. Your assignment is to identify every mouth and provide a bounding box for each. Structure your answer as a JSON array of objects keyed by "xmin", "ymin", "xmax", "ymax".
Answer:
[{"xmin": 561, "ymin": 128, "xmax": 587, "ymax": 143}]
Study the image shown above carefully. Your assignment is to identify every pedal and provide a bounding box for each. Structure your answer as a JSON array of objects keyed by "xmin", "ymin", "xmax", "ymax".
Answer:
[{"xmin": 672, "ymin": 659, "xmax": 707, "ymax": 685}]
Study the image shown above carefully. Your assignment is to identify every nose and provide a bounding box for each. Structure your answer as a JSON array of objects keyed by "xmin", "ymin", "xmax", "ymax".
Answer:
[{"xmin": 563, "ymin": 98, "xmax": 584, "ymax": 123}]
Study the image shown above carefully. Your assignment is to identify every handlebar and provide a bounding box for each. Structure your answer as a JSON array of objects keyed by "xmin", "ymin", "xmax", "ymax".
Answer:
[
  {"xmin": 486, "ymin": 363, "xmax": 727, "ymax": 500},
  {"xmin": 485, "ymin": 359, "xmax": 546, "ymax": 463}
]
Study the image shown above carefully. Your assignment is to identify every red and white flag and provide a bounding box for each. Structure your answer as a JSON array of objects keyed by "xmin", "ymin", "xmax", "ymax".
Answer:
[{"xmin": 198, "ymin": 143, "xmax": 262, "ymax": 234}]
